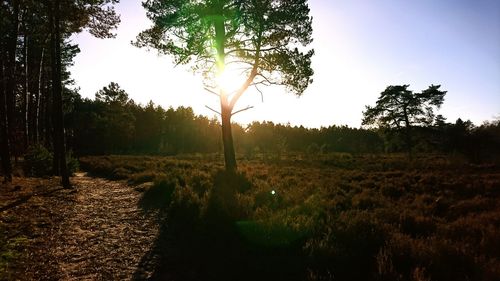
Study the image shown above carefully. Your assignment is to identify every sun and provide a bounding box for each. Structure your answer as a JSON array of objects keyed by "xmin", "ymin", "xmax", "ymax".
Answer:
[{"xmin": 216, "ymin": 67, "xmax": 245, "ymax": 94}]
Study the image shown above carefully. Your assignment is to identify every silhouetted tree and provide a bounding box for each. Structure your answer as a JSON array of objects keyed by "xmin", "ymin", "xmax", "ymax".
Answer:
[
  {"xmin": 95, "ymin": 82, "xmax": 129, "ymax": 105},
  {"xmin": 0, "ymin": 0, "xmax": 20, "ymax": 182},
  {"xmin": 96, "ymin": 83, "xmax": 135, "ymax": 152},
  {"xmin": 47, "ymin": 0, "xmax": 120, "ymax": 187},
  {"xmin": 135, "ymin": 0, "xmax": 314, "ymax": 171},
  {"xmin": 362, "ymin": 85, "xmax": 446, "ymax": 157}
]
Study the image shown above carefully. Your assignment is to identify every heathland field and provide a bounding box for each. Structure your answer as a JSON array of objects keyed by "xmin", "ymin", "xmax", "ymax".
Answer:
[{"xmin": 76, "ymin": 153, "xmax": 500, "ymax": 281}]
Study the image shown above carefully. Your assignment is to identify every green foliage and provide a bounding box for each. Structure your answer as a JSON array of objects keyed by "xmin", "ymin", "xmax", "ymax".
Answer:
[
  {"xmin": 22, "ymin": 145, "xmax": 79, "ymax": 176},
  {"xmin": 23, "ymin": 145, "xmax": 53, "ymax": 177},
  {"xmin": 363, "ymin": 85, "xmax": 447, "ymax": 129},
  {"xmin": 71, "ymin": 90, "xmax": 499, "ymax": 161},
  {"xmin": 0, "ymin": 228, "xmax": 27, "ymax": 280},
  {"xmin": 135, "ymin": 0, "xmax": 314, "ymax": 96},
  {"xmin": 95, "ymin": 82, "xmax": 129, "ymax": 105},
  {"xmin": 139, "ymin": 175, "xmax": 177, "ymax": 211},
  {"xmin": 66, "ymin": 151, "xmax": 80, "ymax": 175},
  {"xmin": 363, "ymin": 84, "xmax": 447, "ymax": 155}
]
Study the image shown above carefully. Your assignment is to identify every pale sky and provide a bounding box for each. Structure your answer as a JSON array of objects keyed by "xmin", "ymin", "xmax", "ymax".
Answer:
[{"xmin": 69, "ymin": 0, "xmax": 500, "ymax": 128}]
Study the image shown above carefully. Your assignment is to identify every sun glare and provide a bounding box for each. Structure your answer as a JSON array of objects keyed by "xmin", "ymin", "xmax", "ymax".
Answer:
[{"xmin": 216, "ymin": 67, "xmax": 245, "ymax": 94}]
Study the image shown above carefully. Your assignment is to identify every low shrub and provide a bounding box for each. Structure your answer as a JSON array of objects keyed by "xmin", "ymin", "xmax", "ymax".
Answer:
[
  {"xmin": 78, "ymin": 154, "xmax": 500, "ymax": 280},
  {"xmin": 0, "ymin": 230, "xmax": 27, "ymax": 280},
  {"xmin": 22, "ymin": 145, "xmax": 53, "ymax": 177},
  {"xmin": 139, "ymin": 175, "xmax": 177, "ymax": 211},
  {"xmin": 65, "ymin": 150, "xmax": 79, "ymax": 175}
]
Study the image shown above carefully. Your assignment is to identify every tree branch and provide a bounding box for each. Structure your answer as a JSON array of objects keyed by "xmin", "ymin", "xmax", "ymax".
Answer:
[
  {"xmin": 228, "ymin": 28, "xmax": 263, "ymax": 111},
  {"xmin": 255, "ymin": 85, "xmax": 264, "ymax": 102},
  {"xmin": 204, "ymin": 87, "xmax": 220, "ymax": 97},
  {"xmin": 205, "ymin": 105, "xmax": 221, "ymax": 116},
  {"xmin": 225, "ymin": 45, "xmax": 286, "ymax": 55},
  {"xmin": 231, "ymin": 105, "xmax": 254, "ymax": 116}
]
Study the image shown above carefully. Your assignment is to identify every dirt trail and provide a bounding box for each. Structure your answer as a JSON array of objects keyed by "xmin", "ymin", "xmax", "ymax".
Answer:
[{"xmin": 1, "ymin": 174, "xmax": 159, "ymax": 280}]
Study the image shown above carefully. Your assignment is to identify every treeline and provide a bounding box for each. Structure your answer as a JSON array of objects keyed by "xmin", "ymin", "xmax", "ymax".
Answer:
[
  {"xmin": 67, "ymin": 83, "xmax": 221, "ymax": 155},
  {"xmin": 63, "ymin": 82, "xmax": 385, "ymax": 155},
  {"xmin": 64, "ymin": 82, "xmax": 500, "ymax": 162},
  {"xmin": 4, "ymin": 74, "xmax": 500, "ymax": 165}
]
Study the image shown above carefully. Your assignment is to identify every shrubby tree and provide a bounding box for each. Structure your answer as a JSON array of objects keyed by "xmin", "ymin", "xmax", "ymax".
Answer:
[
  {"xmin": 135, "ymin": 0, "xmax": 314, "ymax": 171},
  {"xmin": 362, "ymin": 84, "xmax": 446, "ymax": 156}
]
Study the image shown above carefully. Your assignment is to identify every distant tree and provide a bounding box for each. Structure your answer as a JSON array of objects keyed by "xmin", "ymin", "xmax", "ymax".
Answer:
[
  {"xmin": 362, "ymin": 85, "xmax": 446, "ymax": 157},
  {"xmin": 131, "ymin": 101, "xmax": 162, "ymax": 153},
  {"xmin": 94, "ymin": 83, "xmax": 135, "ymax": 153},
  {"xmin": 135, "ymin": 0, "xmax": 314, "ymax": 172},
  {"xmin": 95, "ymin": 82, "xmax": 129, "ymax": 105}
]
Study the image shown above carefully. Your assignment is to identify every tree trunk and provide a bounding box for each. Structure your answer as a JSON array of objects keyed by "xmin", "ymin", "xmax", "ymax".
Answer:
[
  {"xmin": 0, "ymin": 54, "xmax": 13, "ymax": 183},
  {"xmin": 403, "ymin": 107, "xmax": 413, "ymax": 159},
  {"xmin": 1, "ymin": 0, "xmax": 20, "ymax": 182},
  {"xmin": 221, "ymin": 103, "xmax": 237, "ymax": 172},
  {"xmin": 213, "ymin": 12, "xmax": 237, "ymax": 172},
  {"xmin": 50, "ymin": 0, "xmax": 70, "ymax": 188},
  {"xmin": 34, "ymin": 46, "xmax": 44, "ymax": 144},
  {"xmin": 23, "ymin": 34, "xmax": 30, "ymax": 149}
]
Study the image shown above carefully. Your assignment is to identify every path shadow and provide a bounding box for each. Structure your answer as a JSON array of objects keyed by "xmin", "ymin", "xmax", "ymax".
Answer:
[{"xmin": 0, "ymin": 187, "xmax": 65, "ymax": 213}]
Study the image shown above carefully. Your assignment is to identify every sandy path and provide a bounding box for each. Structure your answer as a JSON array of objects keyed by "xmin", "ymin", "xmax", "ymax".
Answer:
[{"xmin": 1, "ymin": 174, "xmax": 159, "ymax": 280}]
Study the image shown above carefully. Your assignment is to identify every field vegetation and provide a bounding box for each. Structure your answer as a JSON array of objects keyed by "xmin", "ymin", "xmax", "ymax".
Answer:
[{"xmin": 79, "ymin": 153, "xmax": 500, "ymax": 281}]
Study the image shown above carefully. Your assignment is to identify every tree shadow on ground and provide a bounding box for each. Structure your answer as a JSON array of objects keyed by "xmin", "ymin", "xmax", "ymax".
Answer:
[
  {"xmin": 133, "ymin": 170, "xmax": 308, "ymax": 281},
  {"xmin": 0, "ymin": 187, "xmax": 65, "ymax": 213}
]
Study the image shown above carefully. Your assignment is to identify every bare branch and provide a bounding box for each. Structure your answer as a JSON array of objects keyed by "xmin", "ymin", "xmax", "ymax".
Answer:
[
  {"xmin": 204, "ymin": 87, "xmax": 220, "ymax": 97},
  {"xmin": 205, "ymin": 105, "xmax": 221, "ymax": 116},
  {"xmin": 225, "ymin": 45, "xmax": 286, "ymax": 55},
  {"xmin": 255, "ymin": 85, "xmax": 264, "ymax": 102},
  {"xmin": 224, "ymin": 60, "xmax": 254, "ymax": 67},
  {"xmin": 231, "ymin": 105, "xmax": 254, "ymax": 116},
  {"xmin": 256, "ymin": 73, "xmax": 277, "ymax": 85},
  {"xmin": 250, "ymin": 81, "xmax": 271, "ymax": 87}
]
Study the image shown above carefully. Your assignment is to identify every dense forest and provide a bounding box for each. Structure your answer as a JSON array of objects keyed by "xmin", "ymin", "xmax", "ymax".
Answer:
[
  {"xmin": 69, "ymin": 84, "xmax": 500, "ymax": 162},
  {"xmin": 0, "ymin": 0, "xmax": 119, "ymax": 185}
]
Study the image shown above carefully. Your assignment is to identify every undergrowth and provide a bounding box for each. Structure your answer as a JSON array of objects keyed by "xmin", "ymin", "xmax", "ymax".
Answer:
[{"xmin": 0, "ymin": 225, "xmax": 28, "ymax": 280}]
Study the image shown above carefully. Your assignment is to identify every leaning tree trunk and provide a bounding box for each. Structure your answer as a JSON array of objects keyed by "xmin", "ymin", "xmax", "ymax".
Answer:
[{"xmin": 50, "ymin": 0, "xmax": 70, "ymax": 188}]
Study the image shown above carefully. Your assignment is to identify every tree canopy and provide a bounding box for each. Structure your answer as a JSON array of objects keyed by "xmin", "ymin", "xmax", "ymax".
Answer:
[
  {"xmin": 362, "ymin": 84, "xmax": 447, "ymax": 156},
  {"xmin": 135, "ymin": 0, "xmax": 314, "ymax": 98},
  {"xmin": 134, "ymin": 0, "xmax": 314, "ymax": 171},
  {"xmin": 362, "ymin": 84, "xmax": 447, "ymax": 129}
]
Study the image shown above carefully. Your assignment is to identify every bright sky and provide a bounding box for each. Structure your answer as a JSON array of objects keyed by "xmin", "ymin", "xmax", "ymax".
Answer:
[{"xmin": 69, "ymin": 0, "xmax": 500, "ymax": 128}]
